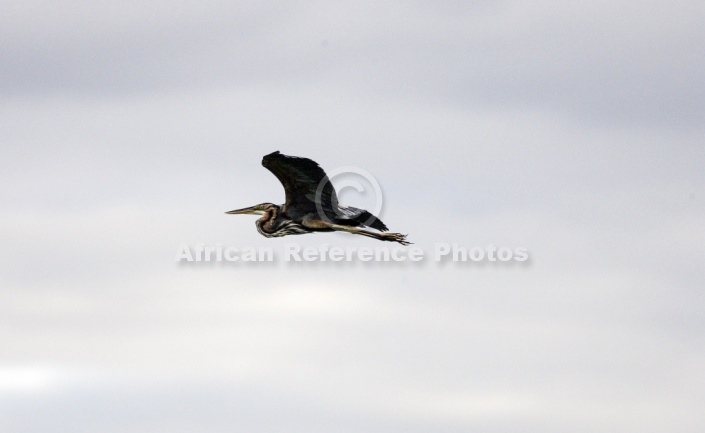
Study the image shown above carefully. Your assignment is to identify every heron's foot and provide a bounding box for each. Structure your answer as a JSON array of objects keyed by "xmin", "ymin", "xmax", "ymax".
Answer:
[{"xmin": 382, "ymin": 232, "xmax": 412, "ymax": 246}]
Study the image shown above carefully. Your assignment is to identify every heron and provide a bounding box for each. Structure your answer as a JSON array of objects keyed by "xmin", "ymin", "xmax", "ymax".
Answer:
[{"xmin": 226, "ymin": 151, "xmax": 410, "ymax": 245}]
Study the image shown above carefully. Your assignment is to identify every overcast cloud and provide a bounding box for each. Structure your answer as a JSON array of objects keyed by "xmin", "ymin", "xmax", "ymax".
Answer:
[{"xmin": 1, "ymin": 1, "xmax": 704, "ymax": 432}]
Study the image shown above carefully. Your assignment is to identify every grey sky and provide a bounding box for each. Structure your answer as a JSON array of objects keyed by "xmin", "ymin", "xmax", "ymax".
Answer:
[{"xmin": 1, "ymin": 1, "xmax": 704, "ymax": 432}]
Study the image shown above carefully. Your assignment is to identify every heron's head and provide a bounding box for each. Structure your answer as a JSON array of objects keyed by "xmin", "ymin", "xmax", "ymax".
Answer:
[{"xmin": 225, "ymin": 203, "xmax": 277, "ymax": 215}]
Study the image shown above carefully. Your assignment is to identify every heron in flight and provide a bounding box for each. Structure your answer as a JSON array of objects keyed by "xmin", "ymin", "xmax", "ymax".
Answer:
[{"xmin": 226, "ymin": 151, "xmax": 410, "ymax": 245}]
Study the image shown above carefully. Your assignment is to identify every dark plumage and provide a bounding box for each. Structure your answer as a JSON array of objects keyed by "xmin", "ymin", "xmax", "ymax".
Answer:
[{"xmin": 226, "ymin": 151, "xmax": 409, "ymax": 245}]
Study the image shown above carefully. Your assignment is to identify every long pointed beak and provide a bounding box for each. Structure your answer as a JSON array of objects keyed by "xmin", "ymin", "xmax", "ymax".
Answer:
[{"xmin": 225, "ymin": 205, "xmax": 262, "ymax": 215}]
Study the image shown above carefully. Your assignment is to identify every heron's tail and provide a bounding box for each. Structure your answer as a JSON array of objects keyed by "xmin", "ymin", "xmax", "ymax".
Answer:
[
  {"xmin": 355, "ymin": 211, "xmax": 388, "ymax": 231},
  {"xmin": 336, "ymin": 206, "xmax": 388, "ymax": 231}
]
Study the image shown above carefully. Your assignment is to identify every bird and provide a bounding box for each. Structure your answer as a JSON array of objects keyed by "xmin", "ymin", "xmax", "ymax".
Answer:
[{"xmin": 226, "ymin": 151, "xmax": 410, "ymax": 245}]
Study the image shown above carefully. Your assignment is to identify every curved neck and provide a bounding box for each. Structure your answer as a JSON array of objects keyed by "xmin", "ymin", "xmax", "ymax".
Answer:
[{"xmin": 255, "ymin": 205, "xmax": 281, "ymax": 235}]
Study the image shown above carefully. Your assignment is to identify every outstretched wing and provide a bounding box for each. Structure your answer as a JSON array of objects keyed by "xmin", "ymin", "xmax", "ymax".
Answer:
[{"xmin": 262, "ymin": 151, "xmax": 338, "ymax": 219}]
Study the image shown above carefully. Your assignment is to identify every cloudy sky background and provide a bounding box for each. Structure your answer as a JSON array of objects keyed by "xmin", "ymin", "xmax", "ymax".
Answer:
[{"xmin": 1, "ymin": 1, "xmax": 704, "ymax": 431}]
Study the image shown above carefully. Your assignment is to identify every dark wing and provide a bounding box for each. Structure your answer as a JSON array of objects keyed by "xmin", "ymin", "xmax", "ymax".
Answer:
[{"xmin": 262, "ymin": 151, "xmax": 339, "ymax": 219}]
